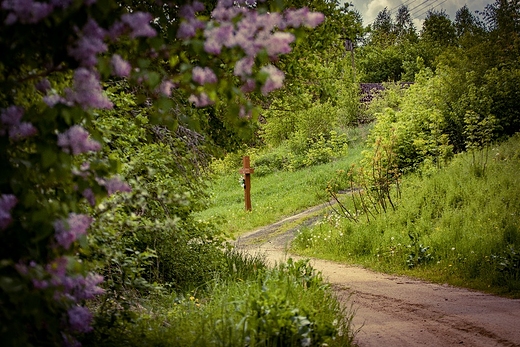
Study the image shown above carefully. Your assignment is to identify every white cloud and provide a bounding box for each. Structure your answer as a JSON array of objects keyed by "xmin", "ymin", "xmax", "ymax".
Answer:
[{"xmin": 345, "ymin": 0, "xmax": 492, "ymax": 29}]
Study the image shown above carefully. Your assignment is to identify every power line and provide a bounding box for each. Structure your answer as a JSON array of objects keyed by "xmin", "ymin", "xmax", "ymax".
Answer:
[
  {"xmin": 365, "ymin": 0, "xmax": 420, "ymax": 26},
  {"xmin": 409, "ymin": 0, "xmax": 440, "ymax": 15},
  {"xmin": 414, "ymin": 0, "xmax": 449, "ymax": 19}
]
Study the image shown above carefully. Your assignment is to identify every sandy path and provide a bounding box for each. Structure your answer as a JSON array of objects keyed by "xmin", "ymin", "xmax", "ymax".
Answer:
[{"xmin": 235, "ymin": 209, "xmax": 520, "ymax": 347}]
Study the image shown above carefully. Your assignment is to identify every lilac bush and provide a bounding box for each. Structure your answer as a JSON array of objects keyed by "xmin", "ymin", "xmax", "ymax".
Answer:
[{"xmin": 0, "ymin": 0, "xmax": 324, "ymax": 345}]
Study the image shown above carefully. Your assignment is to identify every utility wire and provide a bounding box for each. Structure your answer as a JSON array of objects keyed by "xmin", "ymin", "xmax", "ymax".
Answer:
[
  {"xmin": 364, "ymin": 0, "xmax": 419, "ymax": 26},
  {"xmin": 414, "ymin": 0, "xmax": 449, "ymax": 19}
]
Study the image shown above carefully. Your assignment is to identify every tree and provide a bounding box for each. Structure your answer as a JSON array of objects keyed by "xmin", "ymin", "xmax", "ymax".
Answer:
[
  {"xmin": 421, "ymin": 9, "xmax": 457, "ymax": 47},
  {"xmin": 394, "ymin": 5, "xmax": 417, "ymax": 43},
  {"xmin": 369, "ymin": 7, "xmax": 396, "ymax": 46}
]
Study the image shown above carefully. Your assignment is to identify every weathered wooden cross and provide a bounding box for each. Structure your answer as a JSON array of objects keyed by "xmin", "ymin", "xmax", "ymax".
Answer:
[{"xmin": 239, "ymin": 156, "xmax": 254, "ymax": 211}]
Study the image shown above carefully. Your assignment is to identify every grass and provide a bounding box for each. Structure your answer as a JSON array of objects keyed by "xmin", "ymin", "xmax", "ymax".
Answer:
[
  {"xmin": 87, "ymin": 251, "xmax": 356, "ymax": 347},
  {"xmin": 291, "ymin": 134, "xmax": 520, "ymax": 297},
  {"xmin": 197, "ymin": 127, "xmax": 368, "ymax": 237}
]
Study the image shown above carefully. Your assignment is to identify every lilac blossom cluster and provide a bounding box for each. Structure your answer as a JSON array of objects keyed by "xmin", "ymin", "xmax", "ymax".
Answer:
[
  {"xmin": 57, "ymin": 125, "xmax": 101, "ymax": 155},
  {"xmin": 38, "ymin": 11, "xmax": 154, "ymax": 110},
  {"xmin": 54, "ymin": 213, "xmax": 93, "ymax": 249},
  {"xmin": 179, "ymin": 0, "xmax": 325, "ymax": 104},
  {"xmin": 16, "ymin": 257, "xmax": 104, "ymax": 343},
  {"xmin": 0, "ymin": 194, "xmax": 17, "ymax": 229},
  {"xmin": 1, "ymin": 1, "xmax": 324, "ymax": 344},
  {"xmin": 0, "ymin": 105, "xmax": 38, "ymax": 140}
]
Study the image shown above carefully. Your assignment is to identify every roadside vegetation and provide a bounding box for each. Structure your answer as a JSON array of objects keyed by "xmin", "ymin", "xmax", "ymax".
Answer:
[
  {"xmin": 2, "ymin": 0, "xmax": 519, "ymax": 345},
  {"xmin": 205, "ymin": 0, "xmax": 520, "ymax": 299}
]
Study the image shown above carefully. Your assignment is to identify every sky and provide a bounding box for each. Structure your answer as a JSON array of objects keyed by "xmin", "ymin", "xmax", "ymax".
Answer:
[{"xmin": 344, "ymin": 0, "xmax": 494, "ymax": 29}]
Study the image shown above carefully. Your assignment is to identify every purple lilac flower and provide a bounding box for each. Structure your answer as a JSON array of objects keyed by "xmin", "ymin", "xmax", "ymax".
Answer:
[
  {"xmin": 57, "ymin": 125, "xmax": 101, "ymax": 155},
  {"xmin": 66, "ymin": 68, "xmax": 113, "ymax": 110},
  {"xmin": 78, "ymin": 273, "xmax": 104, "ymax": 299},
  {"xmin": 9, "ymin": 122, "xmax": 38, "ymax": 140},
  {"xmin": 121, "ymin": 12, "xmax": 156, "ymax": 38},
  {"xmin": 104, "ymin": 177, "xmax": 131, "ymax": 195},
  {"xmin": 284, "ymin": 7, "xmax": 308, "ymax": 27},
  {"xmin": 108, "ymin": 21, "xmax": 126, "ymax": 41},
  {"xmin": 211, "ymin": 1, "xmax": 243, "ymax": 21},
  {"xmin": 35, "ymin": 78, "xmax": 51, "ymax": 93},
  {"xmin": 32, "ymin": 279, "xmax": 49, "ymax": 289},
  {"xmin": 54, "ymin": 213, "xmax": 93, "ymax": 249},
  {"xmin": 179, "ymin": 1, "xmax": 205, "ymax": 18},
  {"xmin": 234, "ymin": 57, "xmax": 254, "ymax": 78},
  {"xmin": 0, "ymin": 105, "xmax": 37, "ymax": 140},
  {"xmin": 2, "ymin": 0, "xmax": 53, "ymax": 25},
  {"xmin": 203, "ymin": 24, "xmax": 233, "ymax": 54},
  {"xmin": 303, "ymin": 11, "xmax": 325, "ymax": 28},
  {"xmin": 50, "ymin": 0, "xmax": 72, "ymax": 8},
  {"xmin": 68, "ymin": 18, "xmax": 107, "ymax": 67},
  {"xmin": 46, "ymin": 256, "xmax": 68, "ymax": 278},
  {"xmin": 62, "ymin": 333, "xmax": 82, "ymax": 347},
  {"xmin": 192, "ymin": 66, "xmax": 217, "ymax": 85},
  {"xmin": 260, "ymin": 65, "xmax": 284, "ymax": 95},
  {"xmin": 188, "ymin": 93, "xmax": 213, "ymax": 107},
  {"xmin": 240, "ymin": 78, "xmax": 256, "ymax": 93},
  {"xmin": 82, "ymin": 188, "xmax": 95, "ymax": 207},
  {"xmin": 158, "ymin": 80, "xmax": 174, "ymax": 97},
  {"xmin": 68, "ymin": 306, "xmax": 93, "ymax": 333},
  {"xmin": 43, "ymin": 94, "xmax": 69, "ymax": 107},
  {"xmin": 111, "ymin": 54, "xmax": 131, "ymax": 77},
  {"xmin": 0, "ymin": 194, "xmax": 17, "ymax": 230},
  {"xmin": 0, "ymin": 105, "xmax": 24, "ymax": 126},
  {"xmin": 257, "ymin": 12, "xmax": 281, "ymax": 32},
  {"xmin": 259, "ymin": 32, "xmax": 294, "ymax": 57},
  {"xmin": 177, "ymin": 18, "xmax": 205, "ymax": 39},
  {"xmin": 283, "ymin": 7, "xmax": 324, "ymax": 28}
]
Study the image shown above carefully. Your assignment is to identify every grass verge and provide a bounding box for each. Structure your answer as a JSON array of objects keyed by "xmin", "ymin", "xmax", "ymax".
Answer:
[{"xmin": 291, "ymin": 134, "xmax": 520, "ymax": 297}]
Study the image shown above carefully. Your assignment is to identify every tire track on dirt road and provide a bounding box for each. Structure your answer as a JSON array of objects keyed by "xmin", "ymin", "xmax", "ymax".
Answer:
[{"xmin": 235, "ymin": 206, "xmax": 520, "ymax": 347}]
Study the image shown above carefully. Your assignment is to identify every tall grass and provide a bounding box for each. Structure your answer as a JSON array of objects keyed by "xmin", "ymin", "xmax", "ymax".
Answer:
[
  {"xmin": 292, "ymin": 134, "xmax": 520, "ymax": 296},
  {"xmin": 197, "ymin": 126, "xmax": 370, "ymax": 236},
  {"xmin": 87, "ymin": 251, "xmax": 355, "ymax": 346}
]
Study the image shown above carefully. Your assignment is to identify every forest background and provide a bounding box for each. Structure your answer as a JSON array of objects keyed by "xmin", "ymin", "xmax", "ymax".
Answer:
[{"xmin": 1, "ymin": 0, "xmax": 519, "ymax": 346}]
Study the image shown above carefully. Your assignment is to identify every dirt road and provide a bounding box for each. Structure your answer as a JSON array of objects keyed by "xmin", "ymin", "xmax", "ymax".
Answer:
[{"xmin": 235, "ymin": 207, "xmax": 520, "ymax": 347}]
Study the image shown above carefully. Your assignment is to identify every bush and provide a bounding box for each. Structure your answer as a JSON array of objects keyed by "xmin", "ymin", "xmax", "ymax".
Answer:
[{"xmin": 85, "ymin": 256, "xmax": 355, "ymax": 347}]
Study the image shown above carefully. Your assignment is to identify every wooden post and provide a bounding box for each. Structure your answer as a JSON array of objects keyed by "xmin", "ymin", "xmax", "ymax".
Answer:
[{"xmin": 239, "ymin": 156, "xmax": 254, "ymax": 211}]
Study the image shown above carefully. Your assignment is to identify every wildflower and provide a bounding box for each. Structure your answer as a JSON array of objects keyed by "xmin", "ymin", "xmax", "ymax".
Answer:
[
  {"xmin": 54, "ymin": 213, "xmax": 93, "ymax": 249},
  {"xmin": 111, "ymin": 54, "xmax": 131, "ymax": 77},
  {"xmin": 121, "ymin": 12, "xmax": 156, "ymax": 38},
  {"xmin": 57, "ymin": 125, "xmax": 101, "ymax": 155},
  {"xmin": 192, "ymin": 66, "xmax": 217, "ymax": 85},
  {"xmin": 0, "ymin": 194, "xmax": 17, "ymax": 229},
  {"xmin": 260, "ymin": 65, "xmax": 284, "ymax": 95}
]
